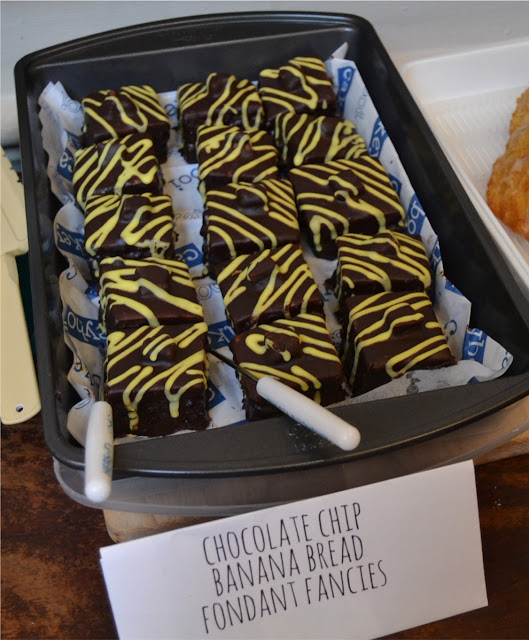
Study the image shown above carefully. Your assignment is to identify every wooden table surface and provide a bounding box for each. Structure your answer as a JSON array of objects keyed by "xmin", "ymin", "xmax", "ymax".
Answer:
[{"xmin": 2, "ymin": 415, "xmax": 528, "ymax": 640}]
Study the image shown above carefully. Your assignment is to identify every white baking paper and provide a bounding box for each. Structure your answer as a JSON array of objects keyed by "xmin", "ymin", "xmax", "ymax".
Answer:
[
  {"xmin": 99, "ymin": 460, "xmax": 487, "ymax": 639},
  {"xmin": 37, "ymin": 59, "xmax": 513, "ymax": 443}
]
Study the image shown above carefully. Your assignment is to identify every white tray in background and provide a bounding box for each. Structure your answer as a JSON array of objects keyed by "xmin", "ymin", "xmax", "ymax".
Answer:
[{"xmin": 400, "ymin": 39, "xmax": 529, "ymax": 298}]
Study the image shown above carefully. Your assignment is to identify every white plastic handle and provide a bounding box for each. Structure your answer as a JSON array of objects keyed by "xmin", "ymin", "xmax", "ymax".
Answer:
[
  {"xmin": 84, "ymin": 401, "xmax": 114, "ymax": 502},
  {"xmin": 256, "ymin": 376, "xmax": 361, "ymax": 451}
]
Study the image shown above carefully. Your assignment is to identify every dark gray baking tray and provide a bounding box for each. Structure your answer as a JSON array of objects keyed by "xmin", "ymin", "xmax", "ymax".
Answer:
[{"xmin": 14, "ymin": 11, "xmax": 529, "ymax": 478}]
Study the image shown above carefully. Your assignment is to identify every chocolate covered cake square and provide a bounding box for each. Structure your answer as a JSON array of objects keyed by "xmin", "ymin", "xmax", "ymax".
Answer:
[
  {"xmin": 258, "ymin": 56, "xmax": 338, "ymax": 129},
  {"xmin": 84, "ymin": 193, "xmax": 176, "ymax": 274},
  {"xmin": 289, "ymin": 157, "xmax": 406, "ymax": 258},
  {"xmin": 177, "ymin": 73, "xmax": 264, "ymax": 163},
  {"xmin": 81, "ymin": 85, "xmax": 170, "ymax": 162},
  {"xmin": 334, "ymin": 231, "xmax": 432, "ymax": 309},
  {"xmin": 216, "ymin": 243, "xmax": 324, "ymax": 333},
  {"xmin": 98, "ymin": 256, "xmax": 204, "ymax": 333},
  {"xmin": 342, "ymin": 291, "xmax": 455, "ymax": 396},
  {"xmin": 105, "ymin": 323, "xmax": 209, "ymax": 437},
  {"xmin": 229, "ymin": 313, "xmax": 347, "ymax": 421},
  {"xmin": 73, "ymin": 133, "xmax": 163, "ymax": 209},
  {"xmin": 274, "ymin": 113, "xmax": 367, "ymax": 170},
  {"xmin": 202, "ymin": 179, "xmax": 301, "ymax": 275},
  {"xmin": 196, "ymin": 125, "xmax": 279, "ymax": 193}
]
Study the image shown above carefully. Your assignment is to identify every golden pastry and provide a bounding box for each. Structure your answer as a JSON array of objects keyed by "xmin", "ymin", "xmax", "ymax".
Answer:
[
  {"xmin": 509, "ymin": 87, "xmax": 529, "ymax": 135},
  {"xmin": 487, "ymin": 90, "xmax": 529, "ymax": 241}
]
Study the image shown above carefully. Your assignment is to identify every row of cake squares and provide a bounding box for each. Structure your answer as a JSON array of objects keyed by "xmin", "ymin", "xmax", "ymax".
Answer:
[
  {"xmin": 184, "ymin": 64, "xmax": 441, "ymax": 419},
  {"xmin": 185, "ymin": 58, "xmax": 352, "ymax": 420},
  {"xmin": 333, "ymin": 233, "xmax": 455, "ymax": 396},
  {"xmin": 182, "ymin": 69, "xmax": 356, "ymax": 418},
  {"xmin": 87, "ymin": 218, "xmax": 211, "ymax": 438},
  {"xmin": 186, "ymin": 57, "xmax": 455, "ymax": 420},
  {"xmin": 73, "ymin": 79, "xmax": 172, "ymax": 215},
  {"xmin": 200, "ymin": 155, "xmax": 407, "ymax": 277},
  {"xmin": 190, "ymin": 56, "xmax": 406, "ymax": 276},
  {"xmin": 177, "ymin": 55, "xmax": 339, "ymax": 163},
  {"xmin": 76, "ymin": 55, "xmax": 340, "ymax": 166},
  {"xmin": 72, "ymin": 89, "xmax": 213, "ymax": 439},
  {"xmin": 77, "ymin": 56, "xmax": 338, "ymax": 165}
]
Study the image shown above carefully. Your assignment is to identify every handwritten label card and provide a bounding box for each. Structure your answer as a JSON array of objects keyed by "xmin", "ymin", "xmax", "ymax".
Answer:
[{"xmin": 100, "ymin": 461, "xmax": 487, "ymax": 639}]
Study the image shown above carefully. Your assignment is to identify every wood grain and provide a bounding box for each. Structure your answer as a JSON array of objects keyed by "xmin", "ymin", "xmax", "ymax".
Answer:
[
  {"xmin": 1, "ymin": 418, "xmax": 116, "ymax": 640},
  {"xmin": 2, "ymin": 416, "xmax": 528, "ymax": 639}
]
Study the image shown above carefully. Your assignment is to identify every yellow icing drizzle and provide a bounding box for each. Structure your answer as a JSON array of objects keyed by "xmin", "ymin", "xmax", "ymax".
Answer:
[
  {"xmin": 386, "ymin": 337, "xmax": 450, "ymax": 378},
  {"xmin": 259, "ymin": 56, "xmax": 334, "ymax": 114},
  {"xmin": 84, "ymin": 194, "xmax": 173, "ymax": 259},
  {"xmin": 205, "ymin": 179, "xmax": 299, "ymax": 257},
  {"xmin": 99, "ymin": 257, "xmax": 203, "ymax": 327},
  {"xmin": 178, "ymin": 74, "xmax": 264, "ymax": 130},
  {"xmin": 196, "ymin": 125, "xmax": 278, "ymax": 190},
  {"xmin": 275, "ymin": 113, "xmax": 367, "ymax": 167},
  {"xmin": 239, "ymin": 362, "xmax": 311, "ymax": 392},
  {"xmin": 82, "ymin": 85, "xmax": 169, "ymax": 138},
  {"xmin": 74, "ymin": 134, "xmax": 160, "ymax": 207},
  {"xmin": 218, "ymin": 245, "xmax": 319, "ymax": 326},
  {"xmin": 290, "ymin": 365, "xmax": 322, "ymax": 389},
  {"xmin": 106, "ymin": 323, "xmax": 208, "ymax": 432},
  {"xmin": 246, "ymin": 317, "xmax": 340, "ymax": 360},
  {"xmin": 237, "ymin": 313, "xmax": 341, "ymax": 402},
  {"xmin": 345, "ymin": 293, "xmax": 451, "ymax": 386},
  {"xmin": 348, "ymin": 292, "xmax": 431, "ymax": 325},
  {"xmin": 337, "ymin": 231, "xmax": 432, "ymax": 297}
]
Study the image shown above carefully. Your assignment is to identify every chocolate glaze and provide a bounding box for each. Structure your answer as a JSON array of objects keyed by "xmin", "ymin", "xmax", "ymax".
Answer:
[
  {"xmin": 343, "ymin": 291, "xmax": 455, "ymax": 396},
  {"xmin": 73, "ymin": 133, "xmax": 163, "ymax": 209},
  {"xmin": 83, "ymin": 193, "xmax": 176, "ymax": 274},
  {"xmin": 216, "ymin": 243, "xmax": 324, "ymax": 333},
  {"xmin": 81, "ymin": 85, "xmax": 170, "ymax": 162},
  {"xmin": 202, "ymin": 178, "xmax": 301, "ymax": 274},
  {"xmin": 177, "ymin": 73, "xmax": 264, "ymax": 163},
  {"xmin": 196, "ymin": 125, "xmax": 279, "ymax": 193},
  {"xmin": 105, "ymin": 323, "xmax": 209, "ymax": 437},
  {"xmin": 99, "ymin": 256, "xmax": 204, "ymax": 333},
  {"xmin": 259, "ymin": 56, "xmax": 338, "ymax": 129},
  {"xmin": 289, "ymin": 158, "xmax": 406, "ymax": 258},
  {"xmin": 334, "ymin": 230, "xmax": 432, "ymax": 308},
  {"xmin": 230, "ymin": 313, "xmax": 347, "ymax": 421},
  {"xmin": 274, "ymin": 113, "xmax": 367, "ymax": 170}
]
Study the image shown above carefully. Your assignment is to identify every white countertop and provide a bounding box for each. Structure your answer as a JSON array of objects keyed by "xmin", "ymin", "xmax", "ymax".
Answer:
[{"xmin": 2, "ymin": 0, "xmax": 529, "ymax": 145}]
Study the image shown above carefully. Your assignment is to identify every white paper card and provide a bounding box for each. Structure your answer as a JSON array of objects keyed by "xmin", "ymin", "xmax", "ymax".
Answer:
[{"xmin": 100, "ymin": 461, "xmax": 487, "ymax": 639}]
